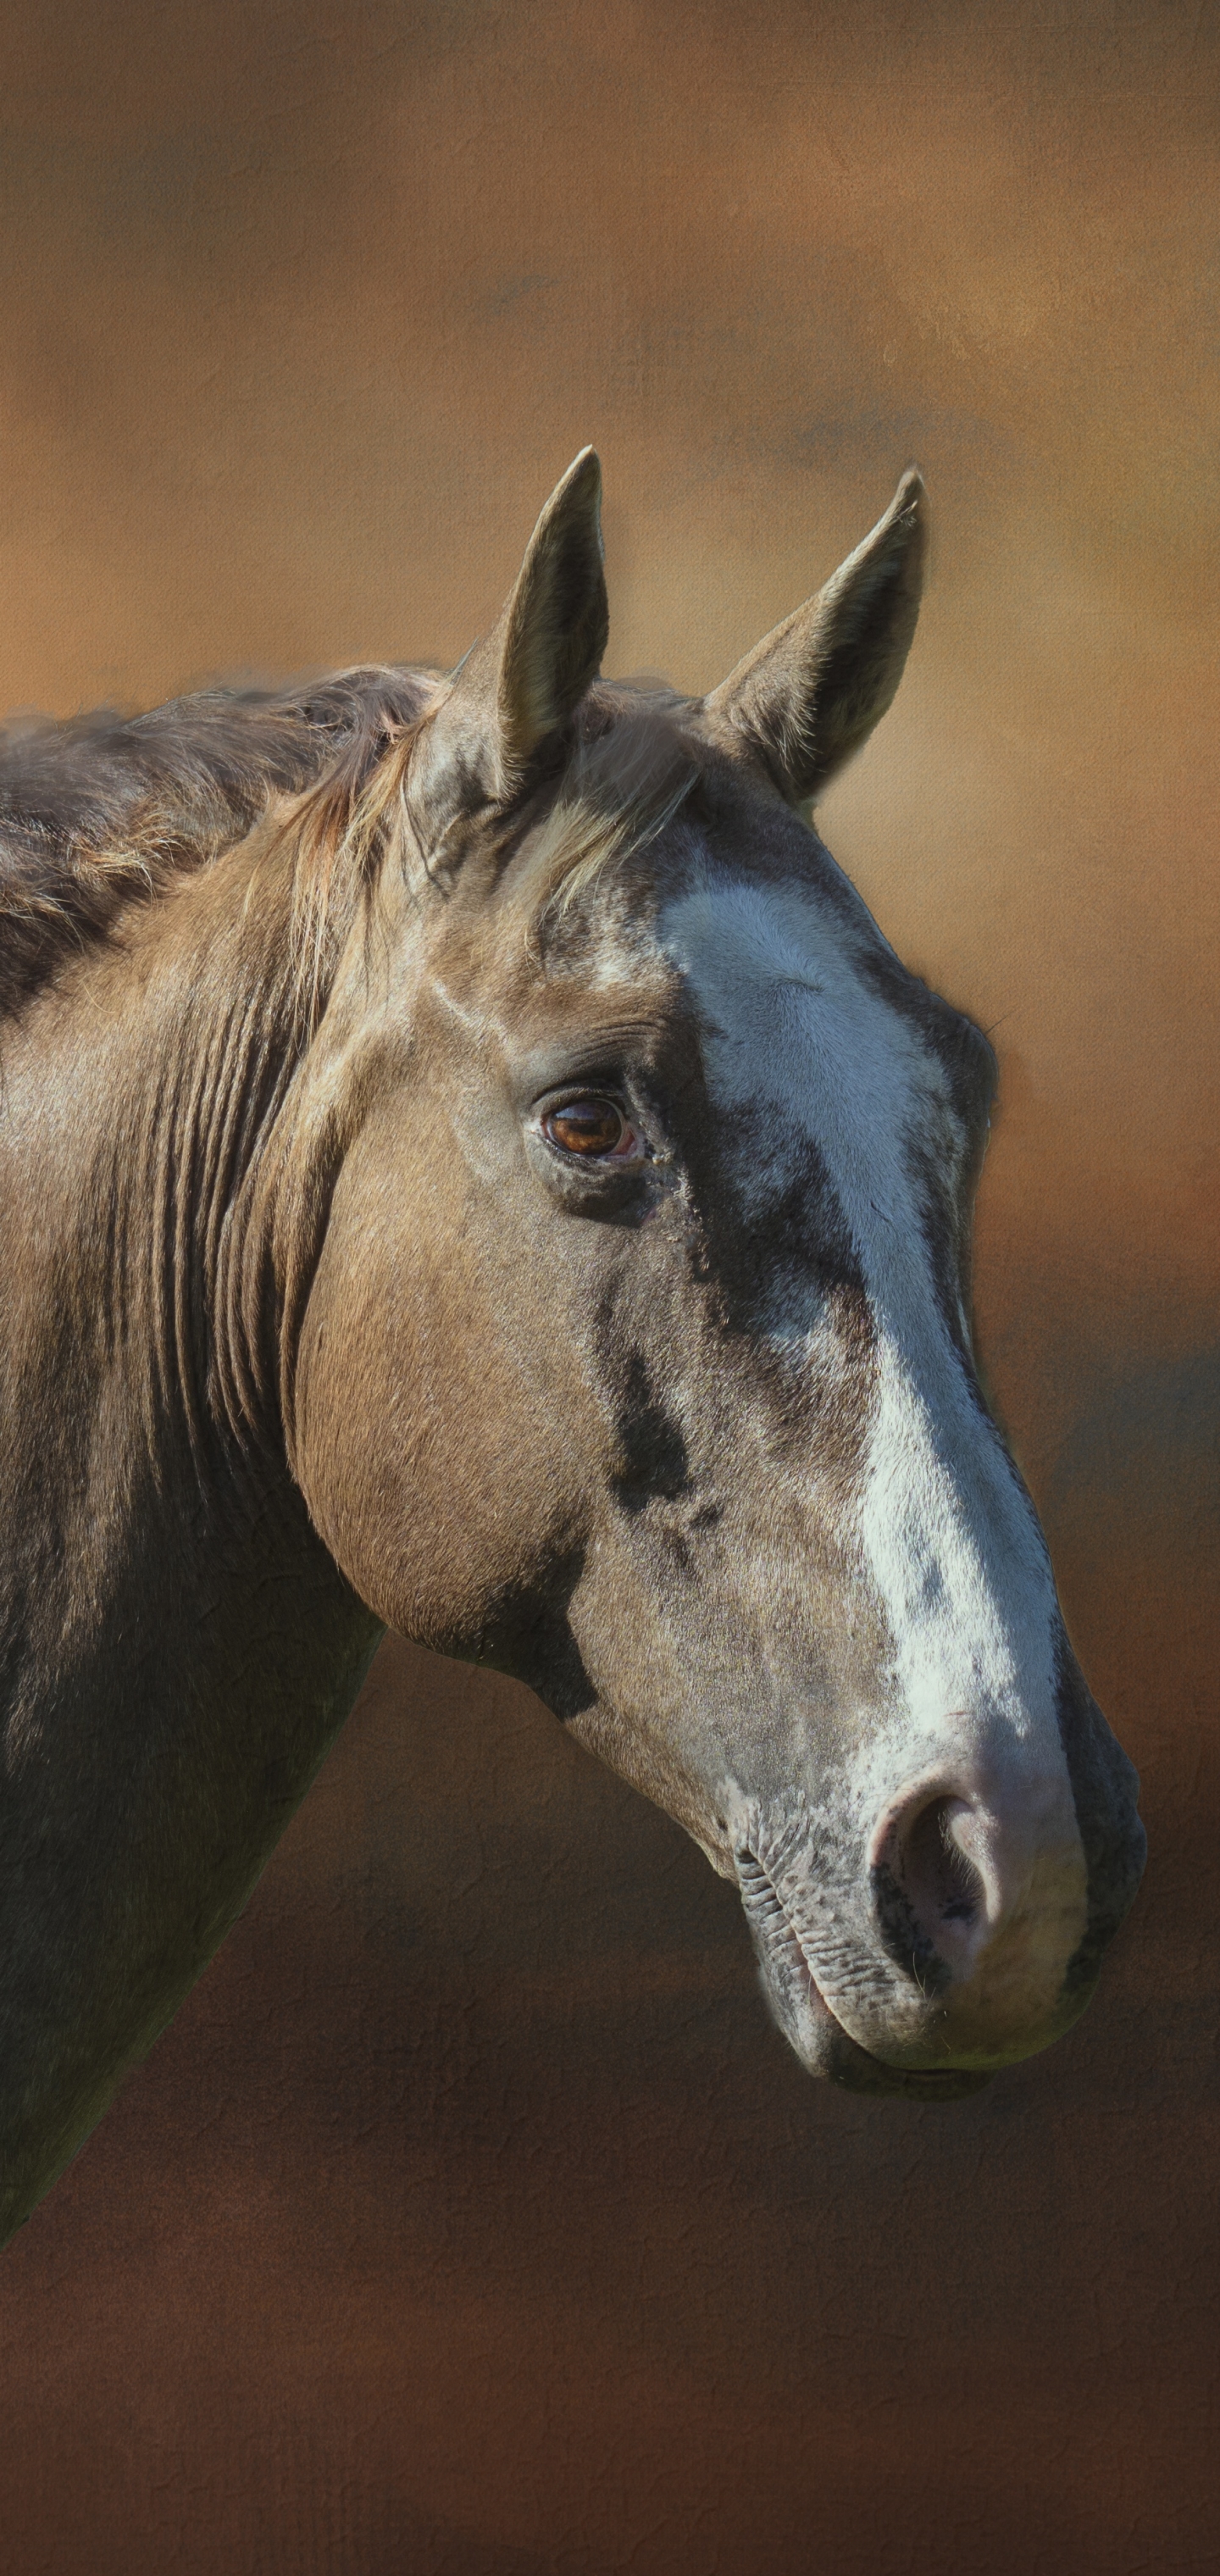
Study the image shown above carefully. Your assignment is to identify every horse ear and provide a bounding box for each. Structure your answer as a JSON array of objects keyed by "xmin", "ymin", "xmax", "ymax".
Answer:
[
  {"xmin": 408, "ymin": 449, "xmax": 608, "ymax": 848},
  {"xmin": 492, "ymin": 446, "xmax": 608, "ymax": 783},
  {"xmin": 702, "ymin": 470, "xmax": 926, "ymax": 805}
]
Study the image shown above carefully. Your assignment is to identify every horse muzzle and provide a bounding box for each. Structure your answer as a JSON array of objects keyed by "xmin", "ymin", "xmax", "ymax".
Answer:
[{"xmin": 733, "ymin": 1743, "xmax": 1145, "ymax": 2096}]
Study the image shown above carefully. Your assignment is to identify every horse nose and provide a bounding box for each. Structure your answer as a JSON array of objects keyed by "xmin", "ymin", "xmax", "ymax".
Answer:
[
  {"xmin": 872, "ymin": 1787, "xmax": 992, "ymax": 1980},
  {"xmin": 868, "ymin": 1766, "xmax": 1090, "ymax": 2025}
]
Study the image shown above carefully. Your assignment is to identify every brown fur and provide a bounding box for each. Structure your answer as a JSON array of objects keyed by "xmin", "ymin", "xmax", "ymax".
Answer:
[{"xmin": 0, "ymin": 454, "xmax": 1143, "ymax": 2245}]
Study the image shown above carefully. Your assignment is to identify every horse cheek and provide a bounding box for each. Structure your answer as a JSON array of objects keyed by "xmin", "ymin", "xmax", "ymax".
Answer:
[{"xmin": 286, "ymin": 1176, "xmax": 590, "ymax": 1658}]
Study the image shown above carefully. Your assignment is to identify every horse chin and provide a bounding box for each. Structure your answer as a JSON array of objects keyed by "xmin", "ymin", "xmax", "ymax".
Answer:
[
  {"xmin": 774, "ymin": 1969, "xmax": 994, "ymax": 2102},
  {"xmin": 740, "ymin": 1877, "xmax": 994, "ymax": 2102}
]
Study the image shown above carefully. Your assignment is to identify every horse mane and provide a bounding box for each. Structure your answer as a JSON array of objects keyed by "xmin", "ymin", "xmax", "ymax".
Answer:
[
  {"xmin": 0, "ymin": 665, "xmax": 704, "ymax": 1031},
  {"xmin": 0, "ymin": 666, "xmax": 435, "ymax": 1024}
]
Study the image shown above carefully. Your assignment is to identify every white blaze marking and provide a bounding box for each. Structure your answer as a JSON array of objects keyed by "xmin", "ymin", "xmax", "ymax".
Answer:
[{"xmin": 659, "ymin": 869, "xmax": 1068, "ymax": 1814}]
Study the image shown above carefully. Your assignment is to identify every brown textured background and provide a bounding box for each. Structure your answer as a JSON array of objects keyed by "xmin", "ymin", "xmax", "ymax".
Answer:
[{"xmin": 1, "ymin": 4, "xmax": 1217, "ymax": 2568}]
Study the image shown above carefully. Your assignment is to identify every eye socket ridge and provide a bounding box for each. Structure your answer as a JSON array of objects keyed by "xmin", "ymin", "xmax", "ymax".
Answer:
[{"xmin": 536, "ymin": 1090, "xmax": 647, "ymax": 1163}]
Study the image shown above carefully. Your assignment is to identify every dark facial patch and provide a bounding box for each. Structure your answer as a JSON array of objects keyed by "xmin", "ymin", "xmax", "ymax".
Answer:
[
  {"xmin": 695, "ymin": 1108, "xmax": 870, "ymax": 1327},
  {"xmin": 902, "ymin": 1120, "xmax": 990, "ymax": 1385},
  {"xmin": 857, "ymin": 941, "xmax": 999, "ymax": 1119},
  {"xmin": 672, "ymin": 1089, "xmax": 879, "ymax": 1485},
  {"xmin": 1054, "ymin": 1639, "xmax": 1147, "ymax": 2000},
  {"xmin": 473, "ymin": 1551, "xmax": 598, "ymax": 1723},
  {"xmin": 609, "ymin": 1352, "xmax": 691, "ymax": 1517}
]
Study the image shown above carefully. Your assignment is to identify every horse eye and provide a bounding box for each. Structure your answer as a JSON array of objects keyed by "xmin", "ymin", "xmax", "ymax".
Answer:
[{"xmin": 541, "ymin": 1096, "xmax": 640, "ymax": 1158}]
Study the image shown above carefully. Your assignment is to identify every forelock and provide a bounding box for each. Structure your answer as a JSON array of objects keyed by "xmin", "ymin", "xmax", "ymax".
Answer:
[{"xmin": 521, "ymin": 696, "xmax": 699, "ymax": 940}]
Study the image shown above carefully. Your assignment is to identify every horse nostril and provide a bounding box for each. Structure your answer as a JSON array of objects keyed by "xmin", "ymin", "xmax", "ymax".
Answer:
[
  {"xmin": 903, "ymin": 1796, "xmax": 986, "ymax": 1931},
  {"xmin": 867, "ymin": 1765, "xmax": 1095, "ymax": 2047},
  {"xmin": 869, "ymin": 1787, "xmax": 994, "ymax": 1989}
]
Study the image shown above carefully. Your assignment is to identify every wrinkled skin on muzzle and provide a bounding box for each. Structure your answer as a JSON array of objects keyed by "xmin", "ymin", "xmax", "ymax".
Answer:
[{"xmin": 292, "ymin": 452, "xmax": 1145, "ymax": 2097}]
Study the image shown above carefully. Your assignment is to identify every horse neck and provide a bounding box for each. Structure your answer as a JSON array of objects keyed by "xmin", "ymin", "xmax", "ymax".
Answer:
[
  {"xmin": 0, "ymin": 830, "xmax": 382, "ymax": 1729},
  {"xmin": 0, "ymin": 834, "xmax": 391, "ymax": 2242}
]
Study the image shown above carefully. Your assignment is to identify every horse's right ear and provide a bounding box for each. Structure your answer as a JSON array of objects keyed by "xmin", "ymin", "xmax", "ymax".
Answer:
[
  {"xmin": 702, "ymin": 470, "xmax": 926, "ymax": 806},
  {"xmin": 408, "ymin": 449, "xmax": 608, "ymax": 858}
]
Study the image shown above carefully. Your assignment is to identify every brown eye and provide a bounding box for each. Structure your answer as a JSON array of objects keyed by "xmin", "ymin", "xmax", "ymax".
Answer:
[{"xmin": 542, "ymin": 1096, "xmax": 640, "ymax": 1158}]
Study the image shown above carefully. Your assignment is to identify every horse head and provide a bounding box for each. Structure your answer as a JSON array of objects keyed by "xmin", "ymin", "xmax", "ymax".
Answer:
[{"xmin": 284, "ymin": 452, "xmax": 1145, "ymax": 2097}]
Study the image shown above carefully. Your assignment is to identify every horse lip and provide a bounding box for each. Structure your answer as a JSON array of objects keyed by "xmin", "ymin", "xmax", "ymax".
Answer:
[
  {"xmin": 735, "ymin": 1840, "xmax": 993, "ymax": 2102},
  {"xmin": 801, "ymin": 1966, "xmax": 993, "ymax": 2101},
  {"xmin": 788, "ymin": 1924, "xmax": 993, "ymax": 2099}
]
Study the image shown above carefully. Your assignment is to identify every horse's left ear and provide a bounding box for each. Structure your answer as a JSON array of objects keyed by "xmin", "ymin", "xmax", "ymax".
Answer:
[
  {"xmin": 702, "ymin": 470, "xmax": 926, "ymax": 805},
  {"xmin": 408, "ymin": 449, "xmax": 608, "ymax": 854}
]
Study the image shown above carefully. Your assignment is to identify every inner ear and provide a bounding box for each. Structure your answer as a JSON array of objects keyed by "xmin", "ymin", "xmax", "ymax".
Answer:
[
  {"xmin": 408, "ymin": 449, "xmax": 609, "ymax": 857},
  {"xmin": 702, "ymin": 470, "xmax": 926, "ymax": 806}
]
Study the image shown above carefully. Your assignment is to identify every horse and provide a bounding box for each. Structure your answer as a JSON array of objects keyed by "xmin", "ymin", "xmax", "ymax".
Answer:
[{"xmin": 0, "ymin": 450, "xmax": 1145, "ymax": 2243}]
